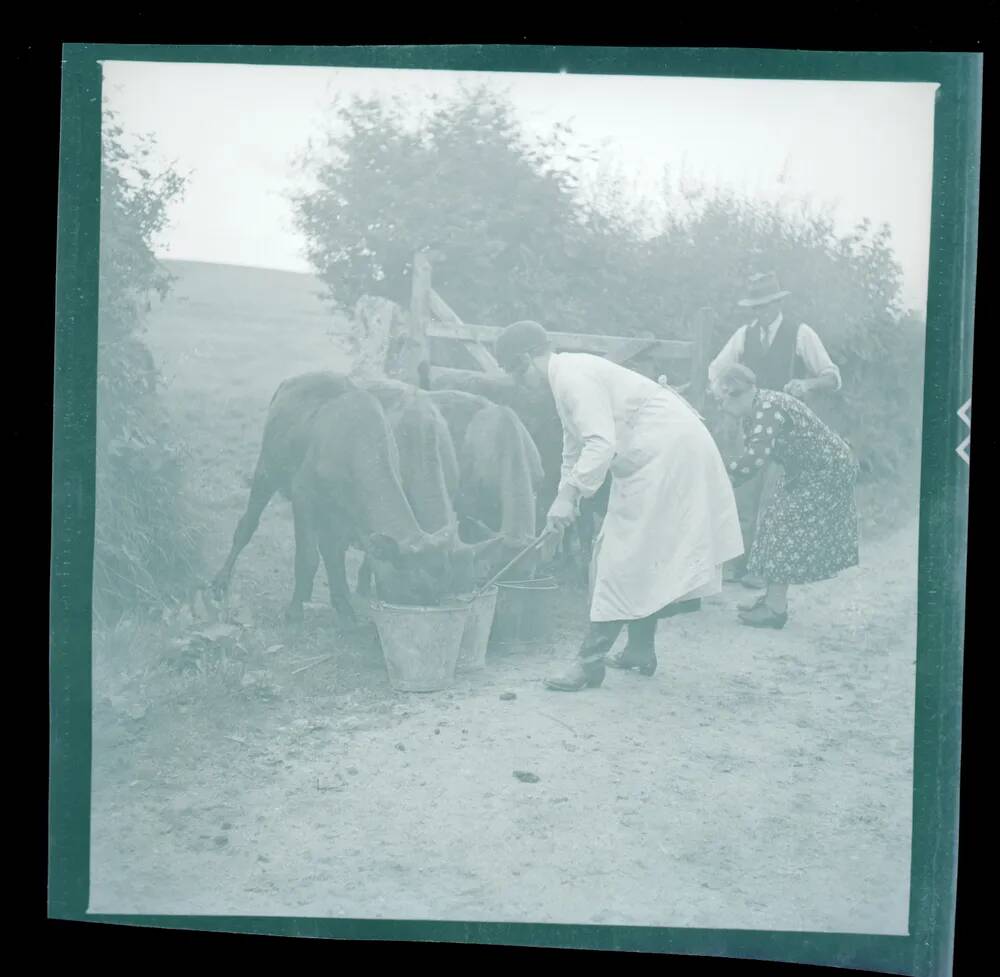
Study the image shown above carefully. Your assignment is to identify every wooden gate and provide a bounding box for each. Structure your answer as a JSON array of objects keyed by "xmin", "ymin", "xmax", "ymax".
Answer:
[{"xmin": 399, "ymin": 250, "xmax": 717, "ymax": 410}]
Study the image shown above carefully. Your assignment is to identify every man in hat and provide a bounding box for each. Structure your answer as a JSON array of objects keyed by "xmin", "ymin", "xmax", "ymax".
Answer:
[
  {"xmin": 708, "ymin": 272, "xmax": 841, "ymax": 399},
  {"xmin": 707, "ymin": 272, "xmax": 842, "ymax": 587},
  {"xmin": 495, "ymin": 320, "xmax": 744, "ymax": 692}
]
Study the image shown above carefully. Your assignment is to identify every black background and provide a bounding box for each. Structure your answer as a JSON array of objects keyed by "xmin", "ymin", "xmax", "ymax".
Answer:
[{"xmin": 24, "ymin": 14, "xmax": 989, "ymax": 976}]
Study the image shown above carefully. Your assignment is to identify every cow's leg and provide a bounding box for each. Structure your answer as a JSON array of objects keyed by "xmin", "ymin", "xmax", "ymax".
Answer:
[
  {"xmin": 316, "ymin": 526, "xmax": 358, "ymax": 628},
  {"xmin": 212, "ymin": 467, "xmax": 277, "ymax": 599},
  {"xmin": 285, "ymin": 487, "xmax": 321, "ymax": 624},
  {"xmin": 355, "ymin": 553, "xmax": 374, "ymax": 597}
]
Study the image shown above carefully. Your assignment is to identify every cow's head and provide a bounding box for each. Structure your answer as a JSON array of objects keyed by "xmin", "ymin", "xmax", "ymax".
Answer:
[
  {"xmin": 366, "ymin": 529, "xmax": 453, "ymax": 606},
  {"xmin": 366, "ymin": 528, "xmax": 512, "ymax": 604}
]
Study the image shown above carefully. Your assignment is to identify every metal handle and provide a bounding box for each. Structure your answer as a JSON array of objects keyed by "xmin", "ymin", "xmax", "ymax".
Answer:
[{"xmin": 471, "ymin": 530, "xmax": 556, "ymax": 598}]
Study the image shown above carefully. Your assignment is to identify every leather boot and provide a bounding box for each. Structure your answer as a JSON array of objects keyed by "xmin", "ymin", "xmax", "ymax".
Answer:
[
  {"xmin": 656, "ymin": 597, "xmax": 702, "ymax": 618},
  {"xmin": 544, "ymin": 621, "xmax": 622, "ymax": 691},
  {"xmin": 606, "ymin": 615, "xmax": 658, "ymax": 675}
]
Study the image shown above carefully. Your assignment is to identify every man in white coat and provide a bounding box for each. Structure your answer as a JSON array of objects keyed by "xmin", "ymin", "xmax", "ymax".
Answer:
[{"xmin": 494, "ymin": 321, "xmax": 744, "ymax": 692}]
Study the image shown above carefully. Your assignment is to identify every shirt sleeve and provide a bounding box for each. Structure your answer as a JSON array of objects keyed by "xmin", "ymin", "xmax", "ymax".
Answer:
[
  {"xmin": 560, "ymin": 423, "xmax": 583, "ymax": 487},
  {"xmin": 707, "ymin": 326, "xmax": 747, "ymax": 390},
  {"xmin": 556, "ymin": 371, "xmax": 617, "ymax": 498},
  {"xmin": 728, "ymin": 401, "xmax": 784, "ymax": 487},
  {"xmin": 796, "ymin": 323, "xmax": 842, "ymax": 391}
]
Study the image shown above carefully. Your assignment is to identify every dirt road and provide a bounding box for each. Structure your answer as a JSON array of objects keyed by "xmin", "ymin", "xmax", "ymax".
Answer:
[
  {"xmin": 90, "ymin": 525, "xmax": 915, "ymax": 931},
  {"xmin": 88, "ymin": 262, "xmax": 916, "ymax": 932}
]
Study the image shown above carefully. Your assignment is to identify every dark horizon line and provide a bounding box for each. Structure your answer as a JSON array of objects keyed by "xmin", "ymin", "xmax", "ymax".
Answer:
[
  {"xmin": 153, "ymin": 254, "xmax": 928, "ymax": 315},
  {"xmin": 156, "ymin": 254, "xmax": 320, "ymax": 277}
]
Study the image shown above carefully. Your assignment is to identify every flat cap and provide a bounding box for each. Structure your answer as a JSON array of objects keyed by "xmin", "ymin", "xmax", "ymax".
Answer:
[{"xmin": 494, "ymin": 320, "xmax": 550, "ymax": 371}]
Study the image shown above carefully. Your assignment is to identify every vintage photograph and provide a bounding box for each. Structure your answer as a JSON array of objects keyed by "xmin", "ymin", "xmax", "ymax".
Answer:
[{"xmin": 88, "ymin": 58, "xmax": 936, "ymax": 932}]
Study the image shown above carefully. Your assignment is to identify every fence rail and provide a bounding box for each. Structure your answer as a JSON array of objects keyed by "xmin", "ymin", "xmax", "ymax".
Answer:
[
  {"xmin": 400, "ymin": 249, "xmax": 717, "ymax": 409},
  {"xmin": 426, "ymin": 321, "xmax": 695, "ymax": 365}
]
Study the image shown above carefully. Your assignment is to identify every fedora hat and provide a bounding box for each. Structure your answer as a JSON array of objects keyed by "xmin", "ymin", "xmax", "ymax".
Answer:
[{"xmin": 737, "ymin": 271, "xmax": 792, "ymax": 308}]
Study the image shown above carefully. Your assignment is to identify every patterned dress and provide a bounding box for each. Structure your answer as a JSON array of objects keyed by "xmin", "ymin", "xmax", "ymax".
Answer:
[{"xmin": 728, "ymin": 390, "xmax": 859, "ymax": 584}]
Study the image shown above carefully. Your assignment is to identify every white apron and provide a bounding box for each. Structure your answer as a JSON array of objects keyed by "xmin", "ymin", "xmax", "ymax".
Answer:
[{"xmin": 548, "ymin": 354, "xmax": 743, "ymax": 623}]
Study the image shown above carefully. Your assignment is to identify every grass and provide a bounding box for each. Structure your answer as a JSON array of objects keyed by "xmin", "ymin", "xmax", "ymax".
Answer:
[{"xmin": 93, "ymin": 260, "xmax": 365, "ymax": 717}]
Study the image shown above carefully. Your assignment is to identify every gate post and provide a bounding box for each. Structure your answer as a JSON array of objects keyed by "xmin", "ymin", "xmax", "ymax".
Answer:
[{"xmin": 402, "ymin": 248, "xmax": 436, "ymax": 384}]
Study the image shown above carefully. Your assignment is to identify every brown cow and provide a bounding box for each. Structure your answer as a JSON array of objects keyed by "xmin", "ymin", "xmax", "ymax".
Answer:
[
  {"xmin": 424, "ymin": 369, "xmax": 560, "ymax": 517},
  {"xmin": 213, "ymin": 372, "xmax": 497, "ymax": 626},
  {"xmin": 356, "ymin": 378, "xmax": 513, "ymax": 591},
  {"xmin": 212, "ymin": 372, "xmax": 352, "ymax": 602},
  {"xmin": 425, "ymin": 387, "xmax": 543, "ymax": 544}
]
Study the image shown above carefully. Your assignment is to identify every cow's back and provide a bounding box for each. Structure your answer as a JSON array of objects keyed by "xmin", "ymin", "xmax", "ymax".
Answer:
[
  {"xmin": 426, "ymin": 388, "xmax": 491, "ymax": 452},
  {"xmin": 260, "ymin": 371, "xmax": 356, "ymax": 491},
  {"xmin": 428, "ymin": 368, "xmax": 561, "ymax": 485},
  {"xmin": 356, "ymin": 376, "xmax": 420, "ymax": 419},
  {"xmin": 428, "ymin": 367, "xmax": 520, "ymax": 405},
  {"xmin": 301, "ymin": 387, "xmax": 423, "ymax": 544},
  {"xmin": 269, "ymin": 371, "xmax": 354, "ymax": 409}
]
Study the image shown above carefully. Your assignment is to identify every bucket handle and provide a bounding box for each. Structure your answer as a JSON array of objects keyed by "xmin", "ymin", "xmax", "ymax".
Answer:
[{"xmin": 471, "ymin": 529, "xmax": 557, "ymax": 599}]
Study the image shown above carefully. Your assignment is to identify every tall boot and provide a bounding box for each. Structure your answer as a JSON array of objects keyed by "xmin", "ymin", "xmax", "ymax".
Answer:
[
  {"xmin": 544, "ymin": 620, "xmax": 623, "ymax": 691},
  {"xmin": 656, "ymin": 597, "xmax": 702, "ymax": 618},
  {"xmin": 606, "ymin": 615, "xmax": 658, "ymax": 675}
]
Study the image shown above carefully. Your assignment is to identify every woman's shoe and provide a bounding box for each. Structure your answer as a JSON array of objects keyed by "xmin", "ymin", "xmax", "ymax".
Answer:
[
  {"xmin": 544, "ymin": 656, "xmax": 606, "ymax": 691},
  {"xmin": 740, "ymin": 575, "xmax": 766, "ymax": 590},
  {"xmin": 737, "ymin": 594, "xmax": 768, "ymax": 613},
  {"xmin": 738, "ymin": 602, "xmax": 788, "ymax": 629},
  {"xmin": 605, "ymin": 645, "xmax": 657, "ymax": 676}
]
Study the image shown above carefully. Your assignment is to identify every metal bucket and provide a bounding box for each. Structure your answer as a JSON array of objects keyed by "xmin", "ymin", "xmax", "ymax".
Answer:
[
  {"xmin": 370, "ymin": 601, "xmax": 471, "ymax": 692},
  {"xmin": 490, "ymin": 576, "xmax": 558, "ymax": 645},
  {"xmin": 456, "ymin": 586, "xmax": 498, "ymax": 671}
]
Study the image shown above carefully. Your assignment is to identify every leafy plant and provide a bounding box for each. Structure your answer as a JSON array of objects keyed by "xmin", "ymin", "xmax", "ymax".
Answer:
[
  {"xmin": 95, "ymin": 110, "xmax": 204, "ymax": 624},
  {"xmin": 293, "ymin": 85, "xmax": 925, "ymax": 524}
]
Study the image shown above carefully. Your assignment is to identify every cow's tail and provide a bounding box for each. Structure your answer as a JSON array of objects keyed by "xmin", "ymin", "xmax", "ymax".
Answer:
[{"xmin": 417, "ymin": 359, "xmax": 431, "ymax": 390}]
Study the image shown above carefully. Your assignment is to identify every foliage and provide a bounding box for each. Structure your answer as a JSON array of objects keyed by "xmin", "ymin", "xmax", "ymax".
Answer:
[
  {"xmin": 95, "ymin": 111, "xmax": 202, "ymax": 624},
  {"xmin": 650, "ymin": 190, "xmax": 925, "ymax": 486},
  {"xmin": 293, "ymin": 85, "xmax": 926, "ymax": 518},
  {"xmin": 294, "ymin": 86, "xmax": 606, "ymax": 330}
]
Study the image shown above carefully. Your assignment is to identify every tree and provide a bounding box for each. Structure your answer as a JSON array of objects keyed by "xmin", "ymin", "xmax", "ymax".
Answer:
[
  {"xmin": 95, "ymin": 111, "xmax": 201, "ymax": 624},
  {"xmin": 293, "ymin": 84, "xmax": 925, "ymax": 512},
  {"xmin": 648, "ymin": 188, "xmax": 925, "ymax": 485},
  {"xmin": 292, "ymin": 86, "xmax": 608, "ymax": 331}
]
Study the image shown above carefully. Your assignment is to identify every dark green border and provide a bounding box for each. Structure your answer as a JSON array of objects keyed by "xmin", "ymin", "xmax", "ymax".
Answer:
[{"xmin": 49, "ymin": 45, "xmax": 979, "ymax": 976}]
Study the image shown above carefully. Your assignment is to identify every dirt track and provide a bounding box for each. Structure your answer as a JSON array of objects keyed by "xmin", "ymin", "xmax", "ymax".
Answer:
[
  {"xmin": 88, "ymin": 262, "xmax": 916, "ymax": 932},
  {"xmin": 90, "ymin": 524, "xmax": 915, "ymax": 930}
]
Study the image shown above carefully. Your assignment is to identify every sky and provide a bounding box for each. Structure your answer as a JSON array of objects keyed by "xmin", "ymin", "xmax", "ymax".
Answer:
[{"xmin": 101, "ymin": 61, "xmax": 938, "ymax": 312}]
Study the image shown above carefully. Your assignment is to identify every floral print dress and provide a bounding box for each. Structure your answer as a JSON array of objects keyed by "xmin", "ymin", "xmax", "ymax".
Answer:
[{"xmin": 728, "ymin": 390, "xmax": 859, "ymax": 584}]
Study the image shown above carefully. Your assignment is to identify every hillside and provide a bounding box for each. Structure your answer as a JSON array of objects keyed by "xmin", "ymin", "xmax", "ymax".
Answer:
[
  {"xmin": 157, "ymin": 259, "xmax": 333, "ymax": 323},
  {"xmin": 144, "ymin": 260, "xmax": 352, "ymax": 408}
]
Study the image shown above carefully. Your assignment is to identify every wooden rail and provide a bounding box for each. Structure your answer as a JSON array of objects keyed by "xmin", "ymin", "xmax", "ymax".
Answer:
[
  {"xmin": 426, "ymin": 321, "xmax": 694, "ymax": 364},
  {"xmin": 402, "ymin": 249, "xmax": 717, "ymax": 410}
]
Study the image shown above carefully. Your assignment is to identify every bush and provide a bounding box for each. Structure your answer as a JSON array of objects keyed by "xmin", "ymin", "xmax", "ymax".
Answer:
[
  {"xmin": 292, "ymin": 86, "xmax": 609, "ymax": 330},
  {"xmin": 293, "ymin": 85, "xmax": 925, "ymax": 528},
  {"xmin": 649, "ymin": 190, "xmax": 926, "ymax": 492},
  {"xmin": 95, "ymin": 112, "xmax": 203, "ymax": 625}
]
